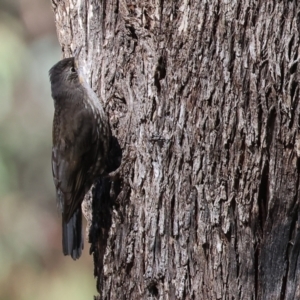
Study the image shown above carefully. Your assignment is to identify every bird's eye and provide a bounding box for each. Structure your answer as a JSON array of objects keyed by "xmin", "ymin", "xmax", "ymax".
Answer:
[{"xmin": 70, "ymin": 66, "xmax": 76, "ymax": 73}]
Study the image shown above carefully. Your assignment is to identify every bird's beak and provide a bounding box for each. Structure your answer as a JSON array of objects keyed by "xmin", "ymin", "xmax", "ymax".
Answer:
[
  {"xmin": 74, "ymin": 46, "xmax": 84, "ymax": 84},
  {"xmin": 74, "ymin": 46, "xmax": 82, "ymax": 69}
]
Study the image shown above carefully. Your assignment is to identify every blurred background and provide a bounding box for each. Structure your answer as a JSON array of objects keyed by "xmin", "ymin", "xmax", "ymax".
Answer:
[{"xmin": 0, "ymin": 0, "xmax": 97, "ymax": 299}]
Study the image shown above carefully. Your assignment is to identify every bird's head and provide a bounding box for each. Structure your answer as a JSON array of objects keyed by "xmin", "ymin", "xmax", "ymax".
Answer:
[
  {"xmin": 49, "ymin": 57, "xmax": 80, "ymax": 93},
  {"xmin": 49, "ymin": 46, "xmax": 84, "ymax": 101}
]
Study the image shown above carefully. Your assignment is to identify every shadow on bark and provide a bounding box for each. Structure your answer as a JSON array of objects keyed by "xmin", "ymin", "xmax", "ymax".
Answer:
[{"xmin": 89, "ymin": 136, "xmax": 122, "ymax": 287}]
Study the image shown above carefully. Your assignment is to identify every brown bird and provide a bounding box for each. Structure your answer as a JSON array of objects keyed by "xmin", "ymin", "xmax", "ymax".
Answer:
[{"xmin": 49, "ymin": 54, "xmax": 110, "ymax": 259}]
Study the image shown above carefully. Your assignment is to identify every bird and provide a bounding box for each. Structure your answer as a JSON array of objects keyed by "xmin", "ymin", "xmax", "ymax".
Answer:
[{"xmin": 49, "ymin": 54, "xmax": 111, "ymax": 260}]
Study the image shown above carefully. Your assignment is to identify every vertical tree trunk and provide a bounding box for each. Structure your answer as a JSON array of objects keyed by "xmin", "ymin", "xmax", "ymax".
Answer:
[{"xmin": 52, "ymin": 0, "xmax": 300, "ymax": 299}]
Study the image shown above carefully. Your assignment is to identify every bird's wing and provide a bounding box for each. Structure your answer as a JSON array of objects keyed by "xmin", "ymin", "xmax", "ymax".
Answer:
[{"xmin": 52, "ymin": 107, "xmax": 98, "ymax": 222}]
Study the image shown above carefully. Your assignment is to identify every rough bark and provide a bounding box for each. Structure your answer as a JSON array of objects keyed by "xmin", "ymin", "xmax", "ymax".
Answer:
[{"xmin": 51, "ymin": 0, "xmax": 300, "ymax": 299}]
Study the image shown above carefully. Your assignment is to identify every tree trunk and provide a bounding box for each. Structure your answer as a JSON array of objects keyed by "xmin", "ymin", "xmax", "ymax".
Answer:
[{"xmin": 51, "ymin": 0, "xmax": 300, "ymax": 299}]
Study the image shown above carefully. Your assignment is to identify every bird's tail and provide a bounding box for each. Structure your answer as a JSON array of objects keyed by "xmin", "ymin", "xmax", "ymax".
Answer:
[{"xmin": 62, "ymin": 208, "xmax": 83, "ymax": 260}]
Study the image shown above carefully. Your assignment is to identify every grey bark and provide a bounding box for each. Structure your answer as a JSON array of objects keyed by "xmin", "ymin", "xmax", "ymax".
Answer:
[{"xmin": 51, "ymin": 0, "xmax": 300, "ymax": 299}]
